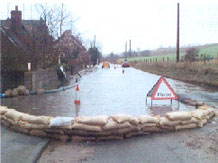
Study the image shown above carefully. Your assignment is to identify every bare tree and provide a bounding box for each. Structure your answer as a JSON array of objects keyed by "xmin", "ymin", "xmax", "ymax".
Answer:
[
  {"xmin": 35, "ymin": 4, "xmax": 56, "ymax": 37},
  {"xmin": 35, "ymin": 3, "xmax": 72, "ymax": 38}
]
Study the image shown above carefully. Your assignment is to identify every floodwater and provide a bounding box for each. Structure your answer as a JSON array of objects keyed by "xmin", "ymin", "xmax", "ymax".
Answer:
[{"xmin": 1, "ymin": 64, "xmax": 218, "ymax": 117}]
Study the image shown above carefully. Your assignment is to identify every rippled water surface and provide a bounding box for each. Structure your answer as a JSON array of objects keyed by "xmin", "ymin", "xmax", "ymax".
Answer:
[{"xmin": 2, "ymin": 64, "xmax": 218, "ymax": 117}]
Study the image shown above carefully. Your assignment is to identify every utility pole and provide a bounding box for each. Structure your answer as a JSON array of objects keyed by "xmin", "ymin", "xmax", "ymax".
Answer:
[
  {"xmin": 129, "ymin": 40, "xmax": 131, "ymax": 58},
  {"xmin": 125, "ymin": 41, "xmax": 127, "ymax": 61},
  {"xmin": 93, "ymin": 35, "xmax": 96, "ymax": 48},
  {"xmin": 176, "ymin": 3, "xmax": 180, "ymax": 63}
]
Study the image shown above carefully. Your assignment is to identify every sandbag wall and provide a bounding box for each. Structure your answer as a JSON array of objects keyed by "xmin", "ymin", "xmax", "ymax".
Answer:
[{"xmin": 0, "ymin": 105, "xmax": 217, "ymax": 142}]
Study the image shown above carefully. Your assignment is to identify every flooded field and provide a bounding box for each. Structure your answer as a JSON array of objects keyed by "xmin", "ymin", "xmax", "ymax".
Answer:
[{"xmin": 2, "ymin": 64, "xmax": 218, "ymax": 117}]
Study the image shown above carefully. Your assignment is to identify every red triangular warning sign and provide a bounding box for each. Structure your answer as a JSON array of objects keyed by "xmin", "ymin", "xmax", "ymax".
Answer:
[{"xmin": 150, "ymin": 77, "xmax": 178, "ymax": 100}]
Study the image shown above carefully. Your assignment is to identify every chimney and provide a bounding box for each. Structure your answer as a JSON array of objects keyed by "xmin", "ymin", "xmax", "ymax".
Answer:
[{"xmin": 11, "ymin": 6, "xmax": 22, "ymax": 32}]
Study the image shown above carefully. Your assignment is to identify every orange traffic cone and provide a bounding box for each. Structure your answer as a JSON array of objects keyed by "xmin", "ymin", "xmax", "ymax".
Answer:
[{"xmin": 74, "ymin": 84, "xmax": 80, "ymax": 105}]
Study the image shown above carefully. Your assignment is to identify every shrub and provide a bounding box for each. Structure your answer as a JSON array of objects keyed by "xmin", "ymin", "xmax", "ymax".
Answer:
[{"xmin": 185, "ymin": 48, "xmax": 199, "ymax": 63}]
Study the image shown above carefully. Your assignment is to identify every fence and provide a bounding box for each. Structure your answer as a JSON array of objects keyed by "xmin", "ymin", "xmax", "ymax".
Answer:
[{"xmin": 130, "ymin": 53, "xmax": 218, "ymax": 64}]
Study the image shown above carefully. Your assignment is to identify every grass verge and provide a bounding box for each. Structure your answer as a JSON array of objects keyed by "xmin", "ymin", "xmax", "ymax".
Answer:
[{"xmin": 131, "ymin": 59, "xmax": 218, "ymax": 89}]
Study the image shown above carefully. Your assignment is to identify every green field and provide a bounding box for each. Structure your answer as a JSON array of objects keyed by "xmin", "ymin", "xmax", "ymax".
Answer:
[{"xmin": 120, "ymin": 45, "xmax": 218, "ymax": 62}]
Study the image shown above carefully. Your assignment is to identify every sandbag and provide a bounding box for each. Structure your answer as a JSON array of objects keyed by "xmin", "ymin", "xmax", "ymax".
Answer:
[
  {"xmin": 196, "ymin": 101, "xmax": 204, "ymax": 106},
  {"xmin": 166, "ymin": 112, "xmax": 192, "ymax": 121},
  {"xmin": 4, "ymin": 117, "xmax": 16, "ymax": 125},
  {"xmin": 75, "ymin": 116, "xmax": 108, "ymax": 126},
  {"xmin": 141, "ymin": 126, "xmax": 163, "ymax": 132},
  {"xmin": 198, "ymin": 105, "xmax": 207, "ymax": 110},
  {"xmin": 125, "ymin": 131, "xmax": 150, "ymax": 138},
  {"xmin": 50, "ymin": 117, "xmax": 74, "ymax": 127},
  {"xmin": 89, "ymin": 130, "xmax": 118, "ymax": 136},
  {"xmin": 117, "ymin": 126, "xmax": 139, "ymax": 135},
  {"xmin": 55, "ymin": 124, "xmax": 72, "ymax": 129},
  {"xmin": 182, "ymin": 99, "xmax": 197, "ymax": 106},
  {"xmin": 18, "ymin": 85, "xmax": 27, "ymax": 95},
  {"xmin": 102, "ymin": 119, "xmax": 131, "ymax": 131},
  {"xmin": 4, "ymin": 90, "xmax": 12, "ymax": 97},
  {"xmin": 97, "ymin": 135, "xmax": 123, "ymax": 141},
  {"xmin": 0, "ymin": 115, "xmax": 7, "ymax": 120},
  {"xmin": 71, "ymin": 135, "xmax": 96, "ymax": 142},
  {"xmin": 191, "ymin": 110, "xmax": 204, "ymax": 120},
  {"xmin": 10, "ymin": 125, "xmax": 29, "ymax": 134},
  {"xmin": 30, "ymin": 129, "xmax": 47, "ymax": 137},
  {"xmin": 36, "ymin": 89, "xmax": 44, "ymax": 95},
  {"xmin": 207, "ymin": 108, "xmax": 218, "ymax": 117},
  {"xmin": 24, "ymin": 89, "xmax": 30, "ymax": 96},
  {"xmin": 67, "ymin": 128, "xmax": 117, "ymax": 137},
  {"xmin": 201, "ymin": 105, "xmax": 218, "ymax": 117},
  {"xmin": 191, "ymin": 109, "xmax": 210, "ymax": 120},
  {"xmin": 44, "ymin": 128, "xmax": 65, "ymax": 135},
  {"xmin": 48, "ymin": 134, "xmax": 70, "ymax": 142},
  {"xmin": 180, "ymin": 117, "xmax": 200, "ymax": 125},
  {"xmin": 12, "ymin": 88, "xmax": 18, "ymax": 97},
  {"xmin": 0, "ymin": 106, "xmax": 8, "ymax": 115},
  {"xmin": 110, "ymin": 114, "xmax": 139, "ymax": 125},
  {"xmin": 214, "ymin": 110, "xmax": 218, "ymax": 117},
  {"xmin": 159, "ymin": 125, "xmax": 175, "ymax": 131},
  {"xmin": 4, "ymin": 109, "xmax": 24, "ymax": 123},
  {"xmin": 205, "ymin": 113, "xmax": 214, "ymax": 120},
  {"xmin": 137, "ymin": 115, "xmax": 159, "ymax": 124},
  {"xmin": 18, "ymin": 120, "xmax": 47, "ymax": 129},
  {"xmin": 160, "ymin": 117, "xmax": 181, "ymax": 127},
  {"xmin": 175, "ymin": 123, "xmax": 197, "ymax": 131},
  {"xmin": 72, "ymin": 122, "xmax": 102, "ymax": 132},
  {"xmin": 1, "ymin": 119, "xmax": 12, "ymax": 128},
  {"xmin": 21, "ymin": 114, "xmax": 52, "ymax": 126},
  {"xmin": 139, "ymin": 123, "xmax": 157, "ymax": 129},
  {"xmin": 64, "ymin": 129, "xmax": 88, "ymax": 135},
  {"xmin": 197, "ymin": 119, "xmax": 207, "ymax": 128}
]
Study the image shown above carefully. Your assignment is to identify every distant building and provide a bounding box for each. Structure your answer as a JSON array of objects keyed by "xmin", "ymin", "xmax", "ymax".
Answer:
[
  {"xmin": 1, "ymin": 6, "xmax": 54, "ymax": 91},
  {"xmin": 54, "ymin": 30, "xmax": 90, "ymax": 74}
]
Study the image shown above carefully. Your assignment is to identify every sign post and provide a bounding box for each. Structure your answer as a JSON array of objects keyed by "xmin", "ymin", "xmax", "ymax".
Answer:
[{"xmin": 146, "ymin": 76, "xmax": 178, "ymax": 106}]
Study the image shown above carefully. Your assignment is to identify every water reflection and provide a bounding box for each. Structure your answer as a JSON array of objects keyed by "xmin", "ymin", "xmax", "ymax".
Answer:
[
  {"xmin": 149, "ymin": 106, "xmax": 179, "ymax": 116},
  {"xmin": 146, "ymin": 98, "xmax": 180, "ymax": 116},
  {"xmin": 74, "ymin": 104, "xmax": 80, "ymax": 117}
]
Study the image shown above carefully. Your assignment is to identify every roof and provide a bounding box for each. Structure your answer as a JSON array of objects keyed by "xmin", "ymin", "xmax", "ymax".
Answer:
[
  {"xmin": 1, "ymin": 19, "xmax": 47, "ymax": 38},
  {"xmin": 1, "ymin": 26, "xmax": 26, "ymax": 52},
  {"xmin": 0, "ymin": 20, "xmax": 39, "ymax": 57},
  {"xmin": 54, "ymin": 30, "xmax": 87, "ymax": 52}
]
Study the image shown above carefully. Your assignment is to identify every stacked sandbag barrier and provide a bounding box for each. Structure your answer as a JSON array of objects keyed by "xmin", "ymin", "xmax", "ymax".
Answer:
[
  {"xmin": 4, "ymin": 85, "xmax": 30, "ymax": 98},
  {"xmin": 0, "ymin": 105, "xmax": 217, "ymax": 142},
  {"xmin": 0, "ymin": 106, "xmax": 53, "ymax": 136}
]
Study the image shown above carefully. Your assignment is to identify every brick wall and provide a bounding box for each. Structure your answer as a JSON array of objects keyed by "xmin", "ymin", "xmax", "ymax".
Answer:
[
  {"xmin": 24, "ymin": 68, "xmax": 59, "ymax": 91},
  {"xmin": 1, "ymin": 71, "xmax": 24, "ymax": 92}
]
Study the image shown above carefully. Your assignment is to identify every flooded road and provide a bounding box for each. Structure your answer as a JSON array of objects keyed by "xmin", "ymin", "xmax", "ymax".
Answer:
[{"xmin": 2, "ymin": 64, "xmax": 218, "ymax": 117}]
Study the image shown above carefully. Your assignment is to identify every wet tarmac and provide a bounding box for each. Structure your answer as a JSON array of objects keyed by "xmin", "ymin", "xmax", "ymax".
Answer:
[{"xmin": 1, "ymin": 64, "xmax": 218, "ymax": 117}]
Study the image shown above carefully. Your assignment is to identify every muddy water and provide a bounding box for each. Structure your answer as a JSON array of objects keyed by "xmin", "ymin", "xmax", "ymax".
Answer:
[{"xmin": 1, "ymin": 64, "xmax": 217, "ymax": 117}]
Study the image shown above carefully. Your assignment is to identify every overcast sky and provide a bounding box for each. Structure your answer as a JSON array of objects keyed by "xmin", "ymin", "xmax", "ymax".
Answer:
[{"xmin": 1, "ymin": 0, "xmax": 218, "ymax": 55}]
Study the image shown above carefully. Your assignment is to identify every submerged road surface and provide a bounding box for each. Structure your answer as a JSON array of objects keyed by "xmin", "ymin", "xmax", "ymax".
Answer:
[{"xmin": 2, "ymin": 64, "xmax": 218, "ymax": 117}]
